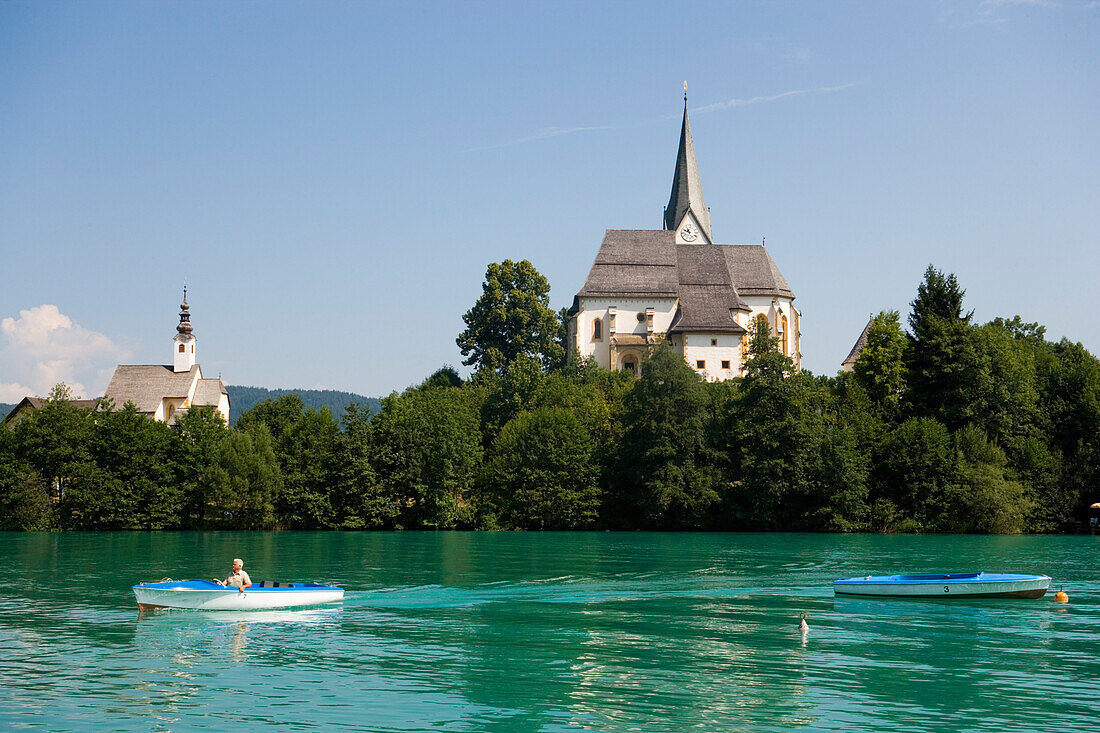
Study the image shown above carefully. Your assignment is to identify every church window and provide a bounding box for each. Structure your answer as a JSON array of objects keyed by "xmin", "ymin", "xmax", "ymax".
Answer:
[
  {"xmin": 696, "ymin": 360, "xmax": 705, "ymax": 369},
  {"xmin": 167, "ymin": 404, "xmax": 175, "ymax": 420},
  {"xmin": 781, "ymin": 315, "xmax": 789, "ymax": 356},
  {"xmin": 721, "ymin": 360, "xmax": 730, "ymax": 369},
  {"xmin": 636, "ymin": 312, "xmax": 646, "ymax": 323},
  {"xmin": 621, "ymin": 357, "xmax": 638, "ymax": 376},
  {"xmin": 711, "ymin": 338, "xmax": 718, "ymax": 346},
  {"xmin": 179, "ymin": 344, "xmax": 185, "ymax": 353},
  {"xmin": 593, "ymin": 318, "xmax": 602, "ymax": 341}
]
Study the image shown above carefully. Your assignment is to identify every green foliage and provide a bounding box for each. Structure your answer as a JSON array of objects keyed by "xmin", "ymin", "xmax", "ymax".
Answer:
[
  {"xmin": 908, "ymin": 264, "xmax": 972, "ymax": 339},
  {"xmin": 369, "ymin": 387, "xmax": 483, "ymax": 528},
  {"xmin": 333, "ymin": 402, "xmax": 399, "ymax": 529},
  {"xmin": 934, "ymin": 425, "xmax": 1029, "ymax": 534},
  {"xmin": 456, "ymin": 259, "xmax": 565, "ymax": 373},
  {"xmin": 872, "ymin": 418, "xmax": 955, "ymax": 531},
  {"xmin": 418, "ymin": 365, "xmax": 464, "ymax": 391},
  {"xmin": 0, "ymin": 264, "xmax": 1096, "ymax": 535},
  {"xmin": 722, "ymin": 345, "xmax": 813, "ymax": 529},
  {"xmin": 175, "ymin": 406, "xmax": 231, "ymax": 527},
  {"xmin": 853, "ymin": 310, "xmax": 907, "ymax": 412},
  {"xmin": 482, "ymin": 407, "xmax": 601, "ymax": 529},
  {"xmin": 203, "ymin": 424, "xmax": 281, "ymax": 529},
  {"xmin": 611, "ymin": 345, "xmax": 717, "ymax": 529},
  {"xmin": 227, "ymin": 386, "xmax": 380, "ymax": 426}
]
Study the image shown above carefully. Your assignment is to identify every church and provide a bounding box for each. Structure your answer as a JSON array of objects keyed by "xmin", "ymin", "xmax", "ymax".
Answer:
[
  {"xmin": 102, "ymin": 290, "xmax": 230, "ymax": 424},
  {"xmin": 568, "ymin": 101, "xmax": 800, "ymax": 379}
]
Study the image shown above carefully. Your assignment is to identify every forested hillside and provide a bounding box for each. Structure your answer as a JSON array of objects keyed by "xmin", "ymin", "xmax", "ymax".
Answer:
[{"xmin": 226, "ymin": 387, "xmax": 380, "ymax": 424}]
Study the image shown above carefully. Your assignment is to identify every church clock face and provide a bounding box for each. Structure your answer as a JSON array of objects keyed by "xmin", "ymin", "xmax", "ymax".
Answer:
[{"xmin": 680, "ymin": 223, "xmax": 699, "ymax": 242}]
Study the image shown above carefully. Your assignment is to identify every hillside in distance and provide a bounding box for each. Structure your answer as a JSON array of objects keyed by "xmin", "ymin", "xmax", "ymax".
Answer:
[{"xmin": 226, "ymin": 386, "xmax": 381, "ymax": 425}]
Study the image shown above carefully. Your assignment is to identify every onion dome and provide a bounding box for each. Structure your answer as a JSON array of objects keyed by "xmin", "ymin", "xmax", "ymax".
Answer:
[{"xmin": 177, "ymin": 287, "xmax": 193, "ymax": 335}]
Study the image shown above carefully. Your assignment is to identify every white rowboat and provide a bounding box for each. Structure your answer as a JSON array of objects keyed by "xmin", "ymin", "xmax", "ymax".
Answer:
[{"xmin": 133, "ymin": 580, "xmax": 344, "ymax": 611}]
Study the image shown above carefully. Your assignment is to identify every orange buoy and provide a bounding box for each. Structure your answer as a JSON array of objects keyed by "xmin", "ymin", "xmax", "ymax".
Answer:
[{"xmin": 1054, "ymin": 590, "xmax": 1068, "ymax": 603}]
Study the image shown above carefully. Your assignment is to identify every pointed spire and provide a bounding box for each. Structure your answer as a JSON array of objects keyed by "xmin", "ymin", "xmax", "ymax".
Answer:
[
  {"xmin": 177, "ymin": 284, "xmax": 193, "ymax": 335},
  {"xmin": 664, "ymin": 89, "xmax": 713, "ymax": 243}
]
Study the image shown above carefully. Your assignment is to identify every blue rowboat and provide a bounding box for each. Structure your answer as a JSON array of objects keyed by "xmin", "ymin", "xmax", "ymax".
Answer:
[
  {"xmin": 833, "ymin": 572, "xmax": 1050, "ymax": 599},
  {"xmin": 133, "ymin": 579, "xmax": 344, "ymax": 611}
]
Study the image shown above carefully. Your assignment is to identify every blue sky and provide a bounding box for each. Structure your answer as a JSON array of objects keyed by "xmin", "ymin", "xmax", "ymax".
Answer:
[{"xmin": 1, "ymin": 0, "xmax": 1097, "ymax": 399}]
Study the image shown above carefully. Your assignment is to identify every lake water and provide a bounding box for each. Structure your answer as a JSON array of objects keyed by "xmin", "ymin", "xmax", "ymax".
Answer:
[{"xmin": 1, "ymin": 532, "xmax": 1098, "ymax": 732}]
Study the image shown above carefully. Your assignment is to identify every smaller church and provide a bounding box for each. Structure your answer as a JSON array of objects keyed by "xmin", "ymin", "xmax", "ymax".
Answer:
[
  {"xmin": 103, "ymin": 290, "xmax": 230, "ymax": 425},
  {"xmin": 568, "ymin": 98, "xmax": 801, "ymax": 379}
]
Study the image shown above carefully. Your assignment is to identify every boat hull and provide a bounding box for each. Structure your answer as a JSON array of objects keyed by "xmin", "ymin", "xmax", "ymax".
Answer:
[
  {"xmin": 133, "ymin": 580, "xmax": 344, "ymax": 611},
  {"xmin": 833, "ymin": 572, "xmax": 1050, "ymax": 599}
]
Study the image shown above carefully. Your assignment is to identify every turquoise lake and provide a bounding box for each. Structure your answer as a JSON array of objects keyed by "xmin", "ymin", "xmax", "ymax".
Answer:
[{"xmin": 1, "ymin": 532, "xmax": 1098, "ymax": 732}]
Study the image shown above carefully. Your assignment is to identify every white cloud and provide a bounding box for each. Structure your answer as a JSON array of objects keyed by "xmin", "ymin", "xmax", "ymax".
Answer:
[
  {"xmin": 691, "ymin": 82, "xmax": 861, "ymax": 114},
  {"xmin": 0, "ymin": 305, "xmax": 129, "ymax": 401},
  {"xmin": 943, "ymin": 0, "xmax": 1098, "ymax": 27},
  {"xmin": 462, "ymin": 82, "xmax": 860, "ymax": 153},
  {"xmin": 461, "ymin": 124, "xmax": 619, "ymax": 153}
]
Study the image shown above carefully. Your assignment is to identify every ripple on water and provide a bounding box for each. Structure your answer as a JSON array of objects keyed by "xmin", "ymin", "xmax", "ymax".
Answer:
[{"xmin": 1, "ymin": 532, "xmax": 1099, "ymax": 732}]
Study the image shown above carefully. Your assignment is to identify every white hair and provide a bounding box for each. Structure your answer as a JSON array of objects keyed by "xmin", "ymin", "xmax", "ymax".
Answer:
[{"xmin": 233, "ymin": 558, "xmax": 243, "ymax": 566}]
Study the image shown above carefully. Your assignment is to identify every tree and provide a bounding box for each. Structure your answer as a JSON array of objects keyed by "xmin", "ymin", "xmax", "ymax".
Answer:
[
  {"xmin": 908, "ymin": 264, "xmax": 972, "ymax": 340},
  {"xmin": 369, "ymin": 387, "xmax": 483, "ymax": 528},
  {"xmin": 174, "ymin": 406, "xmax": 231, "ymax": 527},
  {"xmin": 89, "ymin": 401, "xmax": 181, "ymax": 529},
  {"xmin": 205, "ymin": 424, "xmax": 281, "ymax": 529},
  {"xmin": 274, "ymin": 407, "xmax": 341, "ymax": 529},
  {"xmin": 933, "ymin": 425, "xmax": 1029, "ymax": 534},
  {"xmin": 853, "ymin": 310, "xmax": 907, "ymax": 412},
  {"xmin": 456, "ymin": 259, "xmax": 565, "ymax": 373},
  {"xmin": 332, "ymin": 402, "xmax": 399, "ymax": 529},
  {"xmin": 11, "ymin": 384, "xmax": 94, "ymax": 503},
  {"xmin": 235, "ymin": 394, "xmax": 306, "ymax": 442},
  {"xmin": 418, "ymin": 365, "xmax": 464, "ymax": 391},
  {"xmin": 611, "ymin": 345, "xmax": 717, "ymax": 529},
  {"xmin": 871, "ymin": 417, "xmax": 955, "ymax": 531},
  {"xmin": 722, "ymin": 339, "xmax": 812, "ymax": 529},
  {"xmin": 482, "ymin": 407, "xmax": 601, "ymax": 529},
  {"xmin": 0, "ymin": 425, "xmax": 54, "ymax": 530}
]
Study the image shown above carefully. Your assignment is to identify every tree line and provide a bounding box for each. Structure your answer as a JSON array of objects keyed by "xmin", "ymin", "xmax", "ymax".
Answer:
[{"xmin": 1, "ymin": 261, "xmax": 1097, "ymax": 532}]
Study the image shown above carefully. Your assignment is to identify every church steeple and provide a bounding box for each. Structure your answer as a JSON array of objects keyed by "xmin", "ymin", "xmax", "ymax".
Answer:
[
  {"xmin": 664, "ymin": 90, "xmax": 713, "ymax": 244},
  {"xmin": 173, "ymin": 285, "xmax": 196, "ymax": 373}
]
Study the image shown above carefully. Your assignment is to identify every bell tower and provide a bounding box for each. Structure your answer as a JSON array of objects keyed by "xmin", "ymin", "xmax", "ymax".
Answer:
[
  {"xmin": 664, "ymin": 85, "xmax": 713, "ymax": 245},
  {"xmin": 172, "ymin": 286, "xmax": 196, "ymax": 373}
]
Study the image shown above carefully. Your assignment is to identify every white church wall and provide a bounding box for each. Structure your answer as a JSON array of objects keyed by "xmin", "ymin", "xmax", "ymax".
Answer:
[
  {"xmin": 574, "ymin": 297, "xmax": 677, "ymax": 367},
  {"xmin": 741, "ymin": 295, "xmax": 800, "ymax": 361},
  {"xmin": 683, "ymin": 333, "xmax": 743, "ymax": 381}
]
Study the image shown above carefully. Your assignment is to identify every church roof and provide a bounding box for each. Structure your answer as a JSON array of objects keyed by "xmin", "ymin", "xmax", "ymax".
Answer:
[
  {"xmin": 721, "ymin": 245, "xmax": 794, "ymax": 298},
  {"xmin": 577, "ymin": 230, "xmax": 680, "ymax": 298},
  {"xmin": 577, "ymin": 231, "xmax": 793, "ymax": 309},
  {"xmin": 103, "ymin": 365, "xmax": 200, "ymax": 413},
  {"xmin": 843, "ymin": 318, "xmax": 874, "ymax": 368},
  {"xmin": 668, "ymin": 285, "xmax": 748, "ymax": 334},
  {"xmin": 664, "ymin": 105, "xmax": 713, "ymax": 242},
  {"xmin": 193, "ymin": 378, "xmax": 229, "ymax": 407},
  {"xmin": 3, "ymin": 396, "xmax": 99, "ymax": 423}
]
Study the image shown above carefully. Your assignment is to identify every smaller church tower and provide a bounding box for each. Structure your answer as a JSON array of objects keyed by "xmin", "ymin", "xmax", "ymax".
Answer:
[{"xmin": 173, "ymin": 287, "xmax": 196, "ymax": 373}]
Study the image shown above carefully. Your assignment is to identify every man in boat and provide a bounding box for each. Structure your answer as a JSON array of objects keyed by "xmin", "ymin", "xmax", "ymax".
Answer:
[{"xmin": 218, "ymin": 558, "xmax": 252, "ymax": 592}]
